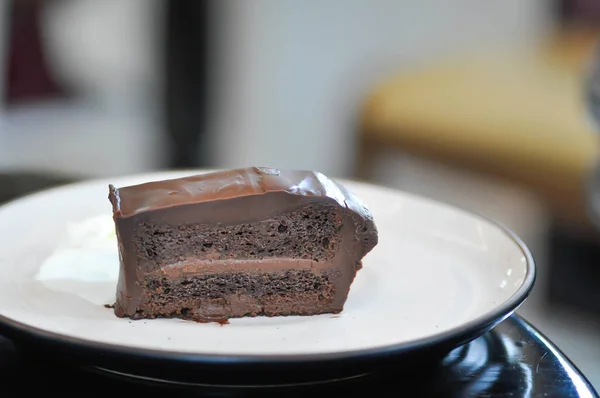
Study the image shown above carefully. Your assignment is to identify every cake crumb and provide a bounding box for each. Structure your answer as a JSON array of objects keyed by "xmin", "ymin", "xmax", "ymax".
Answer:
[{"xmin": 104, "ymin": 304, "xmax": 115, "ymax": 309}]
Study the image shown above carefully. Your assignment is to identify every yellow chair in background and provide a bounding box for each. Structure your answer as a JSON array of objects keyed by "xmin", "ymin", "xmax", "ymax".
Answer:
[{"xmin": 358, "ymin": 27, "xmax": 600, "ymax": 232}]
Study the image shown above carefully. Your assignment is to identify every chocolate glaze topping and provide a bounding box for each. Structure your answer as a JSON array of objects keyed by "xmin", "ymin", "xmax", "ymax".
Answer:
[
  {"xmin": 108, "ymin": 167, "xmax": 378, "ymax": 321},
  {"xmin": 111, "ymin": 167, "xmax": 375, "ymax": 220}
]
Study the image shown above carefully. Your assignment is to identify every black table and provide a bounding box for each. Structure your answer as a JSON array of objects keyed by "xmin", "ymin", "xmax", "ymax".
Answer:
[
  {"xmin": 0, "ymin": 172, "xmax": 597, "ymax": 397},
  {"xmin": 0, "ymin": 315, "xmax": 596, "ymax": 397}
]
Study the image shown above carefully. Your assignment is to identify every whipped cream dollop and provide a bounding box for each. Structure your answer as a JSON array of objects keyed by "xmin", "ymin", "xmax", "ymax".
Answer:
[{"xmin": 36, "ymin": 215, "xmax": 119, "ymax": 282}]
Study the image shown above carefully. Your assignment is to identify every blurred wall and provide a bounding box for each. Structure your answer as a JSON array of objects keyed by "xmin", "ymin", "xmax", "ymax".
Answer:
[
  {"xmin": 0, "ymin": 0, "xmax": 555, "ymax": 177},
  {"xmin": 207, "ymin": 0, "xmax": 555, "ymax": 177},
  {"xmin": 42, "ymin": 0, "xmax": 160, "ymax": 103},
  {"xmin": 0, "ymin": 0, "xmax": 164, "ymax": 177}
]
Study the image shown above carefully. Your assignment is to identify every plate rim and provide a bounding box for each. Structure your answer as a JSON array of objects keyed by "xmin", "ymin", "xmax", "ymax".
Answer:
[{"xmin": 0, "ymin": 171, "xmax": 536, "ymax": 366}]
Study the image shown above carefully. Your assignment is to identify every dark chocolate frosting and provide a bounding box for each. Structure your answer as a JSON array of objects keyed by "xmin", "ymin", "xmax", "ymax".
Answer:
[{"xmin": 110, "ymin": 167, "xmax": 375, "ymax": 223}]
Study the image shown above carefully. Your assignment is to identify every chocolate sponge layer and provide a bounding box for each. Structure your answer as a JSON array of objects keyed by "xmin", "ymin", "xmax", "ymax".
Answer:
[
  {"xmin": 130, "ymin": 269, "xmax": 341, "ymax": 322},
  {"xmin": 134, "ymin": 204, "xmax": 342, "ymax": 266}
]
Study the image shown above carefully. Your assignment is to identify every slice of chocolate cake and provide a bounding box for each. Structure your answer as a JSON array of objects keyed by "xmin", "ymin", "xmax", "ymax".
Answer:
[{"xmin": 108, "ymin": 167, "xmax": 378, "ymax": 323}]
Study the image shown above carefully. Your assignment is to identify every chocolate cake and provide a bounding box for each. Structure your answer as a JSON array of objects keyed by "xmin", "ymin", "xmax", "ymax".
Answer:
[{"xmin": 108, "ymin": 167, "xmax": 378, "ymax": 323}]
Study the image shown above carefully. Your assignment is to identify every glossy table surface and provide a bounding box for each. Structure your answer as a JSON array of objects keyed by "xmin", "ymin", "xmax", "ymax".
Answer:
[{"xmin": 0, "ymin": 315, "xmax": 596, "ymax": 397}]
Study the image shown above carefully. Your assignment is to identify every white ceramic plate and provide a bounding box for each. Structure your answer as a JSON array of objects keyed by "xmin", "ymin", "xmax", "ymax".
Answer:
[{"xmin": 0, "ymin": 171, "xmax": 535, "ymax": 385}]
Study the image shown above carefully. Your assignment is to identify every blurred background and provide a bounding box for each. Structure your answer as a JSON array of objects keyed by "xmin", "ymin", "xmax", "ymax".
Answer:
[{"xmin": 2, "ymin": 0, "xmax": 600, "ymax": 389}]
